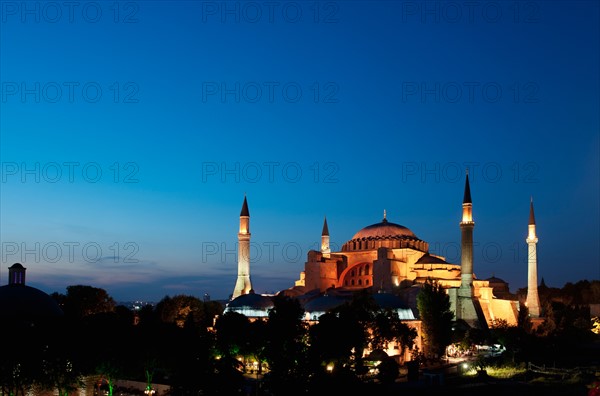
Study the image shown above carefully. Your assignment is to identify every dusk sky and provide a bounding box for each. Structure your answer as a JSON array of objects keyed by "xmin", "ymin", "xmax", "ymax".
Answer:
[{"xmin": 1, "ymin": 1, "xmax": 598, "ymax": 303}]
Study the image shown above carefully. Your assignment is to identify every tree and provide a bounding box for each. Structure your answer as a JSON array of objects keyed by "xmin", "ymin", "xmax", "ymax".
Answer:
[
  {"xmin": 154, "ymin": 294, "xmax": 222, "ymax": 329},
  {"xmin": 333, "ymin": 290, "xmax": 378, "ymax": 371},
  {"xmin": 263, "ymin": 295, "xmax": 308, "ymax": 396},
  {"xmin": 247, "ymin": 319, "xmax": 269, "ymax": 375},
  {"xmin": 214, "ymin": 311, "xmax": 251, "ymax": 358},
  {"xmin": 416, "ymin": 278, "xmax": 453, "ymax": 359},
  {"xmin": 40, "ymin": 352, "xmax": 82, "ymax": 396},
  {"xmin": 308, "ymin": 311, "xmax": 355, "ymax": 371},
  {"xmin": 96, "ymin": 361, "xmax": 121, "ymax": 396},
  {"xmin": 61, "ymin": 285, "xmax": 116, "ymax": 319},
  {"xmin": 370, "ymin": 309, "xmax": 417, "ymax": 358},
  {"xmin": 517, "ymin": 301, "xmax": 532, "ymax": 333}
]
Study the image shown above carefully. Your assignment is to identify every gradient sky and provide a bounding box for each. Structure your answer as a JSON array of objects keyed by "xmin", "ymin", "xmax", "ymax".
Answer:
[{"xmin": 1, "ymin": 0, "xmax": 598, "ymax": 302}]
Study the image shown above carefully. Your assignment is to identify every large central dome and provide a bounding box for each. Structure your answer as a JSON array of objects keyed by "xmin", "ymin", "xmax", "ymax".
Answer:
[
  {"xmin": 351, "ymin": 219, "xmax": 416, "ymax": 239},
  {"xmin": 341, "ymin": 216, "xmax": 428, "ymax": 252}
]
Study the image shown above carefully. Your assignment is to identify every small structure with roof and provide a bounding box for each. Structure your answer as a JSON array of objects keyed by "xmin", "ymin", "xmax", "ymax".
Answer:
[{"xmin": 0, "ymin": 263, "xmax": 63, "ymax": 319}]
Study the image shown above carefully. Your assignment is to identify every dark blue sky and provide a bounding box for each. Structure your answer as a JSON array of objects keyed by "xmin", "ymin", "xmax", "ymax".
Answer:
[{"xmin": 1, "ymin": 1, "xmax": 598, "ymax": 302}]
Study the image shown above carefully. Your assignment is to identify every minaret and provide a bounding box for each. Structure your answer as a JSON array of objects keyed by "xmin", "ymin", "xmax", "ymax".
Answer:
[
  {"xmin": 459, "ymin": 170, "xmax": 475, "ymax": 296},
  {"xmin": 232, "ymin": 195, "xmax": 252, "ymax": 299},
  {"xmin": 321, "ymin": 216, "xmax": 330, "ymax": 258},
  {"xmin": 453, "ymin": 169, "xmax": 484, "ymax": 328},
  {"xmin": 525, "ymin": 197, "xmax": 541, "ymax": 317}
]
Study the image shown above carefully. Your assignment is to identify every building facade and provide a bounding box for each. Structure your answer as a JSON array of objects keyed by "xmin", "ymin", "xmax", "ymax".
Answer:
[{"xmin": 287, "ymin": 173, "xmax": 520, "ymax": 329}]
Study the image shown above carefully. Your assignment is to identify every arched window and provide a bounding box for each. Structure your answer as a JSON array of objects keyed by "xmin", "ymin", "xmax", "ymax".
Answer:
[
  {"xmin": 359, "ymin": 267, "xmax": 363, "ymax": 276},
  {"xmin": 366, "ymin": 279, "xmax": 370, "ymax": 285},
  {"xmin": 365, "ymin": 265, "xmax": 370, "ymax": 275},
  {"xmin": 358, "ymin": 279, "xmax": 362, "ymax": 285},
  {"xmin": 351, "ymin": 279, "xmax": 355, "ymax": 286}
]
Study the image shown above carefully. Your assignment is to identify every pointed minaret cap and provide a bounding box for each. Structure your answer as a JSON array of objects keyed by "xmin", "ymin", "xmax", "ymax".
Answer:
[
  {"xmin": 240, "ymin": 195, "xmax": 250, "ymax": 217},
  {"xmin": 463, "ymin": 169, "xmax": 472, "ymax": 204},
  {"xmin": 322, "ymin": 216, "xmax": 329, "ymax": 236},
  {"xmin": 529, "ymin": 196, "xmax": 536, "ymax": 225},
  {"xmin": 382, "ymin": 209, "xmax": 388, "ymax": 223}
]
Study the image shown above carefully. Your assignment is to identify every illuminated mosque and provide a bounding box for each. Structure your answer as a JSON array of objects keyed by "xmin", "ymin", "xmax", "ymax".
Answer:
[{"xmin": 224, "ymin": 173, "xmax": 542, "ymax": 357}]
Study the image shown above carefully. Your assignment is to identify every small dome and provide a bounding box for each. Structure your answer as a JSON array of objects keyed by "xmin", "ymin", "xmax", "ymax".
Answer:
[
  {"xmin": 224, "ymin": 291, "xmax": 274, "ymax": 318},
  {"xmin": 486, "ymin": 276, "xmax": 507, "ymax": 283},
  {"xmin": 226, "ymin": 291, "xmax": 274, "ymax": 310},
  {"xmin": 373, "ymin": 292, "xmax": 409, "ymax": 310},
  {"xmin": 372, "ymin": 291, "xmax": 415, "ymax": 320},
  {"xmin": 351, "ymin": 220, "xmax": 416, "ymax": 240},
  {"xmin": 303, "ymin": 294, "xmax": 347, "ymax": 313}
]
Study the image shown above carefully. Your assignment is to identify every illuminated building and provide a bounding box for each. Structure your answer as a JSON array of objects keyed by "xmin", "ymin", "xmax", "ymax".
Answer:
[
  {"xmin": 287, "ymin": 171, "xmax": 521, "ymax": 329},
  {"xmin": 224, "ymin": 174, "xmax": 542, "ymax": 360}
]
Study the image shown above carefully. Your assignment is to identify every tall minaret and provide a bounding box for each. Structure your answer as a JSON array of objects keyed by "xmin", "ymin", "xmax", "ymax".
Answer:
[
  {"xmin": 232, "ymin": 195, "xmax": 252, "ymax": 299},
  {"xmin": 321, "ymin": 216, "xmax": 330, "ymax": 258},
  {"xmin": 459, "ymin": 169, "xmax": 475, "ymax": 296},
  {"xmin": 525, "ymin": 197, "xmax": 541, "ymax": 317}
]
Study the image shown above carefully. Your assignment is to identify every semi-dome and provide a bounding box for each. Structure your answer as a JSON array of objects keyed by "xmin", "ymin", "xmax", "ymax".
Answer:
[{"xmin": 416, "ymin": 254, "xmax": 450, "ymax": 265}]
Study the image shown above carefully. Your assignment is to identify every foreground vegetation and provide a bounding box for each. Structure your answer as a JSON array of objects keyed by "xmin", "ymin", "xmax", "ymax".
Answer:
[{"xmin": 1, "ymin": 280, "xmax": 598, "ymax": 396}]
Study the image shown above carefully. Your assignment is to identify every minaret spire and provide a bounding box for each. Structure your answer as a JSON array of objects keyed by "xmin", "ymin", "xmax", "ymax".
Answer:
[
  {"xmin": 526, "ymin": 197, "xmax": 541, "ymax": 317},
  {"xmin": 529, "ymin": 196, "xmax": 535, "ymax": 225},
  {"xmin": 240, "ymin": 194, "xmax": 249, "ymax": 217},
  {"xmin": 232, "ymin": 195, "xmax": 252, "ymax": 299},
  {"xmin": 383, "ymin": 209, "xmax": 387, "ymax": 222},
  {"xmin": 322, "ymin": 216, "xmax": 329, "ymax": 236},
  {"xmin": 460, "ymin": 169, "xmax": 475, "ymax": 293},
  {"xmin": 456, "ymin": 168, "xmax": 483, "ymax": 328},
  {"xmin": 321, "ymin": 216, "xmax": 331, "ymax": 257},
  {"xmin": 463, "ymin": 169, "xmax": 472, "ymax": 204}
]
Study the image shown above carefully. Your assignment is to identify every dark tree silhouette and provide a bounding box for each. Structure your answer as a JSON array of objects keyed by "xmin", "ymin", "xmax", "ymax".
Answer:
[
  {"xmin": 308, "ymin": 311, "xmax": 355, "ymax": 371},
  {"xmin": 416, "ymin": 278, "xmax": 453, "ymax": 359},
  {"xmin": 59, "ymin": 285, "xmax": 116, "ymax": 319},
  {"xmin": 215, "ymin": 311, "xmax": 251, "ymax": 358},
  {"xmin": 263, "ymin": 295, "xmax": 307, "ymax": 396}
]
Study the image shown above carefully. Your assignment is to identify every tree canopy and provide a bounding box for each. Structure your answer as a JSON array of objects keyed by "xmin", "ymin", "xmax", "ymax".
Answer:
[{"xmin": 416, "ymin": 278, "xmax": 454, "ymax": 359}]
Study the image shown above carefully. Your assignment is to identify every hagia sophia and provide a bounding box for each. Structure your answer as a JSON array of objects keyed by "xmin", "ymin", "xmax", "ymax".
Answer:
[
  {"xmin": 224, "ymin": 171, "xmax": 542, "ymax": 359},
  {"xmin": 0, "ymin": 169, "xmax": 542, "ymax": 364}
]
